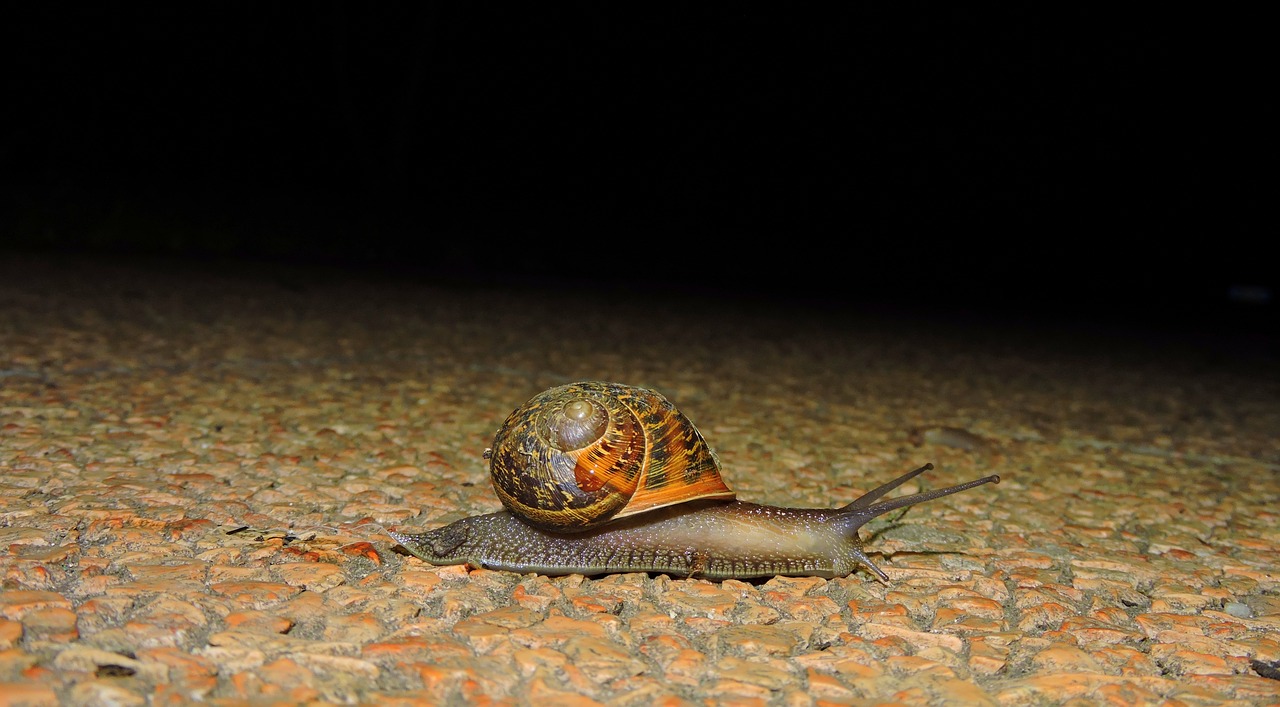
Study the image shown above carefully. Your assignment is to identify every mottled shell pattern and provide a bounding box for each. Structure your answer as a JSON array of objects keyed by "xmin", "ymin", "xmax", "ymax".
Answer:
[{"xmin": 486, "ymin": 381, "xmax": 736, "ymax": 532}]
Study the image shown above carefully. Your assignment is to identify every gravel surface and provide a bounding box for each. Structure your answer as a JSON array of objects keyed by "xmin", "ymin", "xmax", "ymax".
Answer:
[{"xmin": 2, "ymin": 254, "xmax": 1277, "ymax": 705}]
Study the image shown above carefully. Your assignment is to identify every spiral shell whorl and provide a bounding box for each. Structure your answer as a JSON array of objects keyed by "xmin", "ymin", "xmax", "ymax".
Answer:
[{"xmin": 488, "ymin": 381, "xmax": 735, "ymax": 532}]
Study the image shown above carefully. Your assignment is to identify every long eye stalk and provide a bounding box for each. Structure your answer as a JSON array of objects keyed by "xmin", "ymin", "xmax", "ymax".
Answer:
[{"xmin": 839, "ymin": 464, "xmax": 1000, "ymax": 580}]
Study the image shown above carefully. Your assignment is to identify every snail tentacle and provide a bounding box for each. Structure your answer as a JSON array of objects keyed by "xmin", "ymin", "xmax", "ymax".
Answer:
[{"xmin": 832, "ymin": 465, "xmax": 1001, "ymax": 579}]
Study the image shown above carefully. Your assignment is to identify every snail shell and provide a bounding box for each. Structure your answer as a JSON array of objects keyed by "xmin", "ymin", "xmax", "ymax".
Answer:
[{"xmin": 486, "ymin": 381, "xmax": 735, "ymax": 532}]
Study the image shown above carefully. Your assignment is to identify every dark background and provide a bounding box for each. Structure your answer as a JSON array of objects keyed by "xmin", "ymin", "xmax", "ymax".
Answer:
[{"xmin": 2, "ymin": 5, "xmax": 1272, "ymax": 347}]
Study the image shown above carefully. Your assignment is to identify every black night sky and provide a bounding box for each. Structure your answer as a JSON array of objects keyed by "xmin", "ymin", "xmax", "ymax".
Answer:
[{"xmin": 3, "ymin": 5, "xmax": 1273, "ymax": 342}]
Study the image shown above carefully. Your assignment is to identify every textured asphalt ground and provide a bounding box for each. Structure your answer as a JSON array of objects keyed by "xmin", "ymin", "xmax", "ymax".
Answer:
[{"xmin": 1, "ymin": 254, "xmax": 1277, "ymax": 705}]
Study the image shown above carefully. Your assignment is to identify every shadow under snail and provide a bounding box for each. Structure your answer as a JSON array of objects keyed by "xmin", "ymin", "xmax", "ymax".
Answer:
[{"xmin": 390, "ymin": 381, "xmax": 999, "ymax": 581}]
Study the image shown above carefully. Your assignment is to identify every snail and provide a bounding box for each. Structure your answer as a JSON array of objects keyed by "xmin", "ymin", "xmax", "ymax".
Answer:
[{"xmin": 389, "ymin": 381, "xmax": 999, "ymax": 581}]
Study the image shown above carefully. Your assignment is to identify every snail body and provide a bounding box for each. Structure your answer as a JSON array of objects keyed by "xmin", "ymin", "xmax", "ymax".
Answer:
[{"xmin": 391, "ymin": 381, "xmax": 999, "ymax": 581}]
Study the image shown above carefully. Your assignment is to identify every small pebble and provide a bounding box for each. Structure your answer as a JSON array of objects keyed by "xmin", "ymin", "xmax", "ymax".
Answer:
[{"xmin": 1223, "ymin": 601, "xmax": 1253, "ymax": 618}]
